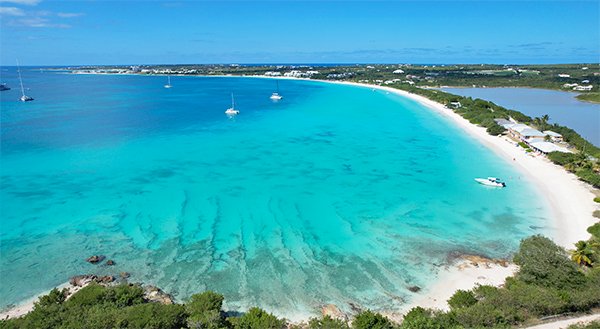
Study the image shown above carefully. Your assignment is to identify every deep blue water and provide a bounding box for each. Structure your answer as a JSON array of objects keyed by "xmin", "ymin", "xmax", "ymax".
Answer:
[{"xmin": 0, "ymin": 70, "xmax": 550, "ymax": 319}]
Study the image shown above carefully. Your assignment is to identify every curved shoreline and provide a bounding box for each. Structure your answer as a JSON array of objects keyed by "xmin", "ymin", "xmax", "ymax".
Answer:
[{"xmin": 2, "ymin": 74, "xmax": 598, "ymax": 322}]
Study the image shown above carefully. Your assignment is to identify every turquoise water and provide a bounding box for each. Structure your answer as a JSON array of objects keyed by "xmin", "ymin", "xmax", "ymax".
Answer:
[
  {"xmin": 1, "ymin": 71, "xmax": 550, "ymax": 318},
  {"xmin": 441, "ymin": 87, "xmax": 600, "ymax": 146}
]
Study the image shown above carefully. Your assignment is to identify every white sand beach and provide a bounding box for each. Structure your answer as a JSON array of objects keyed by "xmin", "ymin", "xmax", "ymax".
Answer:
[
  {"xmin": 2, "ymin": 76, "xmax": 598, "ymax": 322},
  {"xmin": 332, "ymin": 80, "xmax": 599, "ymax": 313}
]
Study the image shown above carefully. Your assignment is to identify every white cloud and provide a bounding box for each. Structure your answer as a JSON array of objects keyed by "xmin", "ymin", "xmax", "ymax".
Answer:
[
  {"xmin": 57, "ymin": 12, "xmax": 83, "ymax": 18},
  {"xmin": 0, "ymin": 0, "xmax": 41, "ymax": 5},
  {"xmin": 0, "ymin": 6, "xmax": 25, "ymax": 15},
  {"xmin": 12, "ymin": 16, "xmax": 70, "ymax": 28}
]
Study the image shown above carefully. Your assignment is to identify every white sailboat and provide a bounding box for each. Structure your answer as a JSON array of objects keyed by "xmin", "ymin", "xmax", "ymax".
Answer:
[
  {"xmin": 225, "ymin": 93, "xmax": 239, "ymax": 116},
  {"xmin": 164, "ymin": 75, "xmax": 172, "ymax": 88},
  {"xmin": 17, "ymin": 60, "xmax": 33, "ymax": 102},
  {"xmin": 269, "ymin": 80, "xmax": 282, "ymax": 100}
]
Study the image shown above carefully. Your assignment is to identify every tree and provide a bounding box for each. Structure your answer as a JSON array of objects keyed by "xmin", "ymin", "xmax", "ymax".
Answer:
[
  {"xmin": 447, "ymin": 290, "xmax": 477, "ymax": 310},
  {"xmin": 571, "ymin": 240, "xmax": 595, "ymax": 267},
  {"xmin": 352, "ymin": 310, "xmax": 393, "ymax": 329}
]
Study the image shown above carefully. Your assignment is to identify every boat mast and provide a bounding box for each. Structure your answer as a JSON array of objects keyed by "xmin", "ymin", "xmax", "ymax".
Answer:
[
  {"xmin": 17, "ymin": 59, "xmax": 25, "ymax": 97},
  {"xmin": 231, "ymin": 92, "xmax": 235, "ymax": 109},
  {"xmin": 168, "ymin": 76, "xmax": 171, "ymax": 85}
]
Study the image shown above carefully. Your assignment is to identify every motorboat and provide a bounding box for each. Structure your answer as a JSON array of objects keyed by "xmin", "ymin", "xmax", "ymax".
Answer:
[{"xmin": 475, "ymin": 177, "xmax": 506, "ymax": 187}]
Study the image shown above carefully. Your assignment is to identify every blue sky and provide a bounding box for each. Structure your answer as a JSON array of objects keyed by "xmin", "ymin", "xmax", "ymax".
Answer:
[{"xmin": 0, "ymin": 0, "xmax": 598, "ymax": 65}]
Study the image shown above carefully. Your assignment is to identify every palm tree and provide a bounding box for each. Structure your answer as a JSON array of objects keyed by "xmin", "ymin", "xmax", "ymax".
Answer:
[{"xmin": 571, "ymin": 240, "xmax": 594, "ymax": 267}]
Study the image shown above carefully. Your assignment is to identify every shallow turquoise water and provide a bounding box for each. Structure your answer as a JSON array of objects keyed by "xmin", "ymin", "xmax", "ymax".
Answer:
[{"xmin": 0, "ymin": 72, "xmax": 550, "ymax": 317}]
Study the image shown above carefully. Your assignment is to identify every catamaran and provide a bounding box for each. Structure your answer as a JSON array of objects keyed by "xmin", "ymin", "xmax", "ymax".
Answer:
[
  {"xmin": 475, "ymin": 177, "xmax": 506, "ymax": 187},
  {"xmin": 269, "ymin": 80, "xmax": 283, "ymax": 100},
  {"xmin": 225, "ymin": 93, "xmax": 239, "ymax": 116},
  {"xmin": 164, "ymin": 76, "xmax": 172, "ymax": 88},
  {"xmin": 0, "ymin": 83, "xmax": 10, "ymax": 91},
  {"xmin": 17, "ymin": 60, "xmax": 33, "ymax": 102}
]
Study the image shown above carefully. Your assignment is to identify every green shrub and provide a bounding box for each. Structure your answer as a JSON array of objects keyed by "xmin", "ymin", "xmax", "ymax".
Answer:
[
  {"xmin": 116, "ymin": 303, "xmax": 187, "ymax": 329},
  {"xmin": 229, "ymin": 307, "xmax": 286, "ymax": 329},
  {"xmin": 593, "ymin": 197, "xmax": 600, "ymax": 203},
  {"xmin": 576, "ymin": 169, "xmax": 600, "ymax": 188},
  {"xmin": 65, "ymin": 283, "xmax": 106, "ymax": 307},
  {"xmin": 588, "ymin": 223, "xmax": 600, "ymax": 240},
  {"xmin": 352, "ymin": 310, "xmax": 393, "ymax": 329},
  {"xmin": 547, "ymin": 151, "xmax": 578, "ymax": 166},
  {"xmin": 308, "ymin": 315, "xmax": 350, "ymax": 329},
  {"xmin": 104, "ymin": 284, "xmax": 145, "ymax": 308},
  {"xmin": 512, "ymin": 235, "xmax": 585, "ymax": 289},
  {"xmin": 400, "ymin": 307, "xmax": 444, "ymax": 329},
  {"xmin": 447, "ymin": 290, "xmax": 477, "ymax": 310},
  {"xmin": 568, "ymin": 321, "xmax": 600, "ymax": 329},
  {"xmin": 187, "ymin": 291, "xmax": 225, "ymax": 315}
]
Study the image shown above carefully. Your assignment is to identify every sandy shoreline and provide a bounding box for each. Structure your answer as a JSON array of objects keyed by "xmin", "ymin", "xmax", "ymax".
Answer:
[{"xmin": 2, "ymin": 74, "xmax": 598, "ymax": 322}]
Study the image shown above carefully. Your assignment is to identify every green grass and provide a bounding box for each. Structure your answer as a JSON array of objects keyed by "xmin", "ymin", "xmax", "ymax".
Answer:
[{"xmin": 576, "ymin": 93, "xmax": 600, "ymax": 104}]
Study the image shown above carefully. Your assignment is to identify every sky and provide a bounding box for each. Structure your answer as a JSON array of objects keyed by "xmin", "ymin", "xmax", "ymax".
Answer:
[{"xmin": 0, "ymin": 0, "xmax": 598, "ymax": 66}]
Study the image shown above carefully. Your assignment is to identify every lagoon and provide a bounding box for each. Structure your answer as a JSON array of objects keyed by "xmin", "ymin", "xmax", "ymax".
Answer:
[
  {"xmin": 441, "ymin": 87, "xmax": 600, "ymax": 146},
  {"xmin": 0, "ymin": 71, "xmax": 550, "ymax": 318}
]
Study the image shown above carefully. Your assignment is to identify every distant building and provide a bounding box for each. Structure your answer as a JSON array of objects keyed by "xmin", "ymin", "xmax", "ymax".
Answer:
[
  {"xmin": 264, "ymin": 71, "xmax": 282, "ymax": 76},
  {"xmin": 582, "ymin": 80, "xmax": 590, "ymax": 84},
  {"xmin": 393, "ymin": 69, "xmax": 404, "ymax": 74},
  {"xmin": 506, "ymin": 124, "xmax": 546, "ymax": 141},
  {"xmin": 574, "ymin": 85, "xmax": 593, "ymax": 91},
  {"xmin": 563, "ymin": 83, "xmax": 579, "ymax": 88},
  {"xmin": 557, "ymin": 74, "xmax": 571, "ymax": 78},
  {"xmin": 449, "ymin": 101, "xmax": 462, "ymax": 108},
  {"xmin": 543, "ymin": 130, "xmax": 563, "ymax": 142},
  {"xmin": 582, "ymin": 67, "xmax": 589, "ymax": 70}
]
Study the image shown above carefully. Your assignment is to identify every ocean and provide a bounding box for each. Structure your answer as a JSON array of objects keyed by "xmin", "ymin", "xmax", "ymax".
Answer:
[{"xmin": 0, "ymin": 70, "xmax": 550, "ymax": 318}]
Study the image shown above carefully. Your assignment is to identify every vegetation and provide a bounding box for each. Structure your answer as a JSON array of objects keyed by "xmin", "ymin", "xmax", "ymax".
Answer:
[
  {"xmin": 4, "ymin": 227, "xmax": 600, "ymax": 329},
  {"xmin": 568, "ymin": 321, "xmax": 600, "ymax": 329},
  {"xmin": 576, "ymin": 92, "xmax": 600, "ymax": 104}
]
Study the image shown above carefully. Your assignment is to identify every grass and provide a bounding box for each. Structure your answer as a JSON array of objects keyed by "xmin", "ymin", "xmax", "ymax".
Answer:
[{"xmin": 576, "ymin": 93, "xmax": 600, "ymax": 104}]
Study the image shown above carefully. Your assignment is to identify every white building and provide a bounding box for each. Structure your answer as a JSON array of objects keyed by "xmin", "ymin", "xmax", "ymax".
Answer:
[
  {"xmin": 543, "ymin": 130, "xmax": 563, "ymax": 142},
  {"xmin": 528, "ymin": 141, "xmax": 571, "ymax": 154},
  {"xmin": 393, "ymin": 69, "xmax": 404, "ymax": 74},
  {"xmin": 574, "ymin": 85, "xmax": 593, "ymax": 91},
  {"xmin": 557, "ymin": 74, "xmax": 571, "ymax": 78}
]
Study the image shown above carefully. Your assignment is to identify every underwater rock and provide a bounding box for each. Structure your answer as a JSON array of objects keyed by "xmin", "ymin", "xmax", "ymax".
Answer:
[
  {"xmin": 105, "ymin": 260, "xmax": 115, "ymax": 266},
  {"xmin": 86, "ymin": 255, "xmax": 105, "ymax": 264}
]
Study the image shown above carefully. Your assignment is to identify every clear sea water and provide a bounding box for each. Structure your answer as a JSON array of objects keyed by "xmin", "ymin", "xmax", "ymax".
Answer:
[
  {"xmin": 441, "ymin": 87, "xmax": 600, "ymax": 147},
  {"xmin": 0, "ymin": 69, "xmax": 551, "ymax": 318}
]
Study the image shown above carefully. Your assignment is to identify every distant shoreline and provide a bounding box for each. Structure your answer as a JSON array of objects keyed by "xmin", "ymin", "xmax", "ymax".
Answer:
[{"xmin": 3, "ymin": 71, "xmax": 596, "ymax": 321}]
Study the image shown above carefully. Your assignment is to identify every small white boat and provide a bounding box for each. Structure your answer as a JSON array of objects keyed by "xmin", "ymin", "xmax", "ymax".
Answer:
[
  {"xmin": 164, "ymin": 76, "xmax": 172, "ymax": 88},
  {"xmin": 269, "ymin": 81, "xmax": 282, "ymax": 100},
  {"xmin": 225, "ymin": 92, "xmax": 239, "ymax": 116},
  {"xmin": 475, "ymin": 177, "xmax": 506, "ymax": 187},
  {"xmin": 17, "ymin": 60, "xmax": 33, "ymax": 102}
]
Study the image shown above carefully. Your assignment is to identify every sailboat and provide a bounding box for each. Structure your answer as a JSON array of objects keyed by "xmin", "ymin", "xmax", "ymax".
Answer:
[
  {"xmin": 164, "ymin": 75, "xmax": 172, "ymax": 88},
  {"xmin": 17, "ymin": 60, "xmax": 33, "ymax": 102},
  {"xmin": 225, "ymin": 93, "xmax": 239, "ymax": 116},
  {"xmin": 269, "ymin": 80, "xmax": 283, "ymax": 100}
]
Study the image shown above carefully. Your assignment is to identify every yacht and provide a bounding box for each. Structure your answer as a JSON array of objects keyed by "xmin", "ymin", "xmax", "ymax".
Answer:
[
  {"xmin": 17, "ymin": 61, "xmax": 33, "ymax": 102},
  {"xmin": 475, "ymin": 177, "xmax": 506, "ymax": 187},
  {"xmin": 164, "ymin": 76, "xmax": 172, "ymax": 88},
  {"xmin": 269, "ymin": 81, "xmax": 283, "ymax": 100},
  {"xmin": 0, "ymin": 83, "xmax": 10, "ymax": 91},
  {"xmin": 225, "ymin": 93, "xmax": 239, "ymax": 116}
]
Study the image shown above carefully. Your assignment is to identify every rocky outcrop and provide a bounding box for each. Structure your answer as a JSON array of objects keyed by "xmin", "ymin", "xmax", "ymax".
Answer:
[
  {"xmin": 144, "ymin": 285, "xmax": 173, "ymax": 305},
  {"xmin": 69, "ymin": 275, "xmax": 97, "ymax": 287},
  {"xmin": 321, "ymin": 304, "xmax": 348, "ymax": 322},
  {"xmin": 106, "ymin": 260, "xmax": 115, "ymax": 266},
  {"xmin": 86, "ymin": 255, "xmax": 105, "ymax": 264}
]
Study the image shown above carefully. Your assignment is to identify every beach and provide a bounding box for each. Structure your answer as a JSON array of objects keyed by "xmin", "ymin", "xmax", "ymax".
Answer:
[
  {"xmin": 333, "ymin": 80, "xmax": 598, "ymax": 313},
  {"xmin": 1, "ymin": 75, "xmax": 598, "ymax": 322}
]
